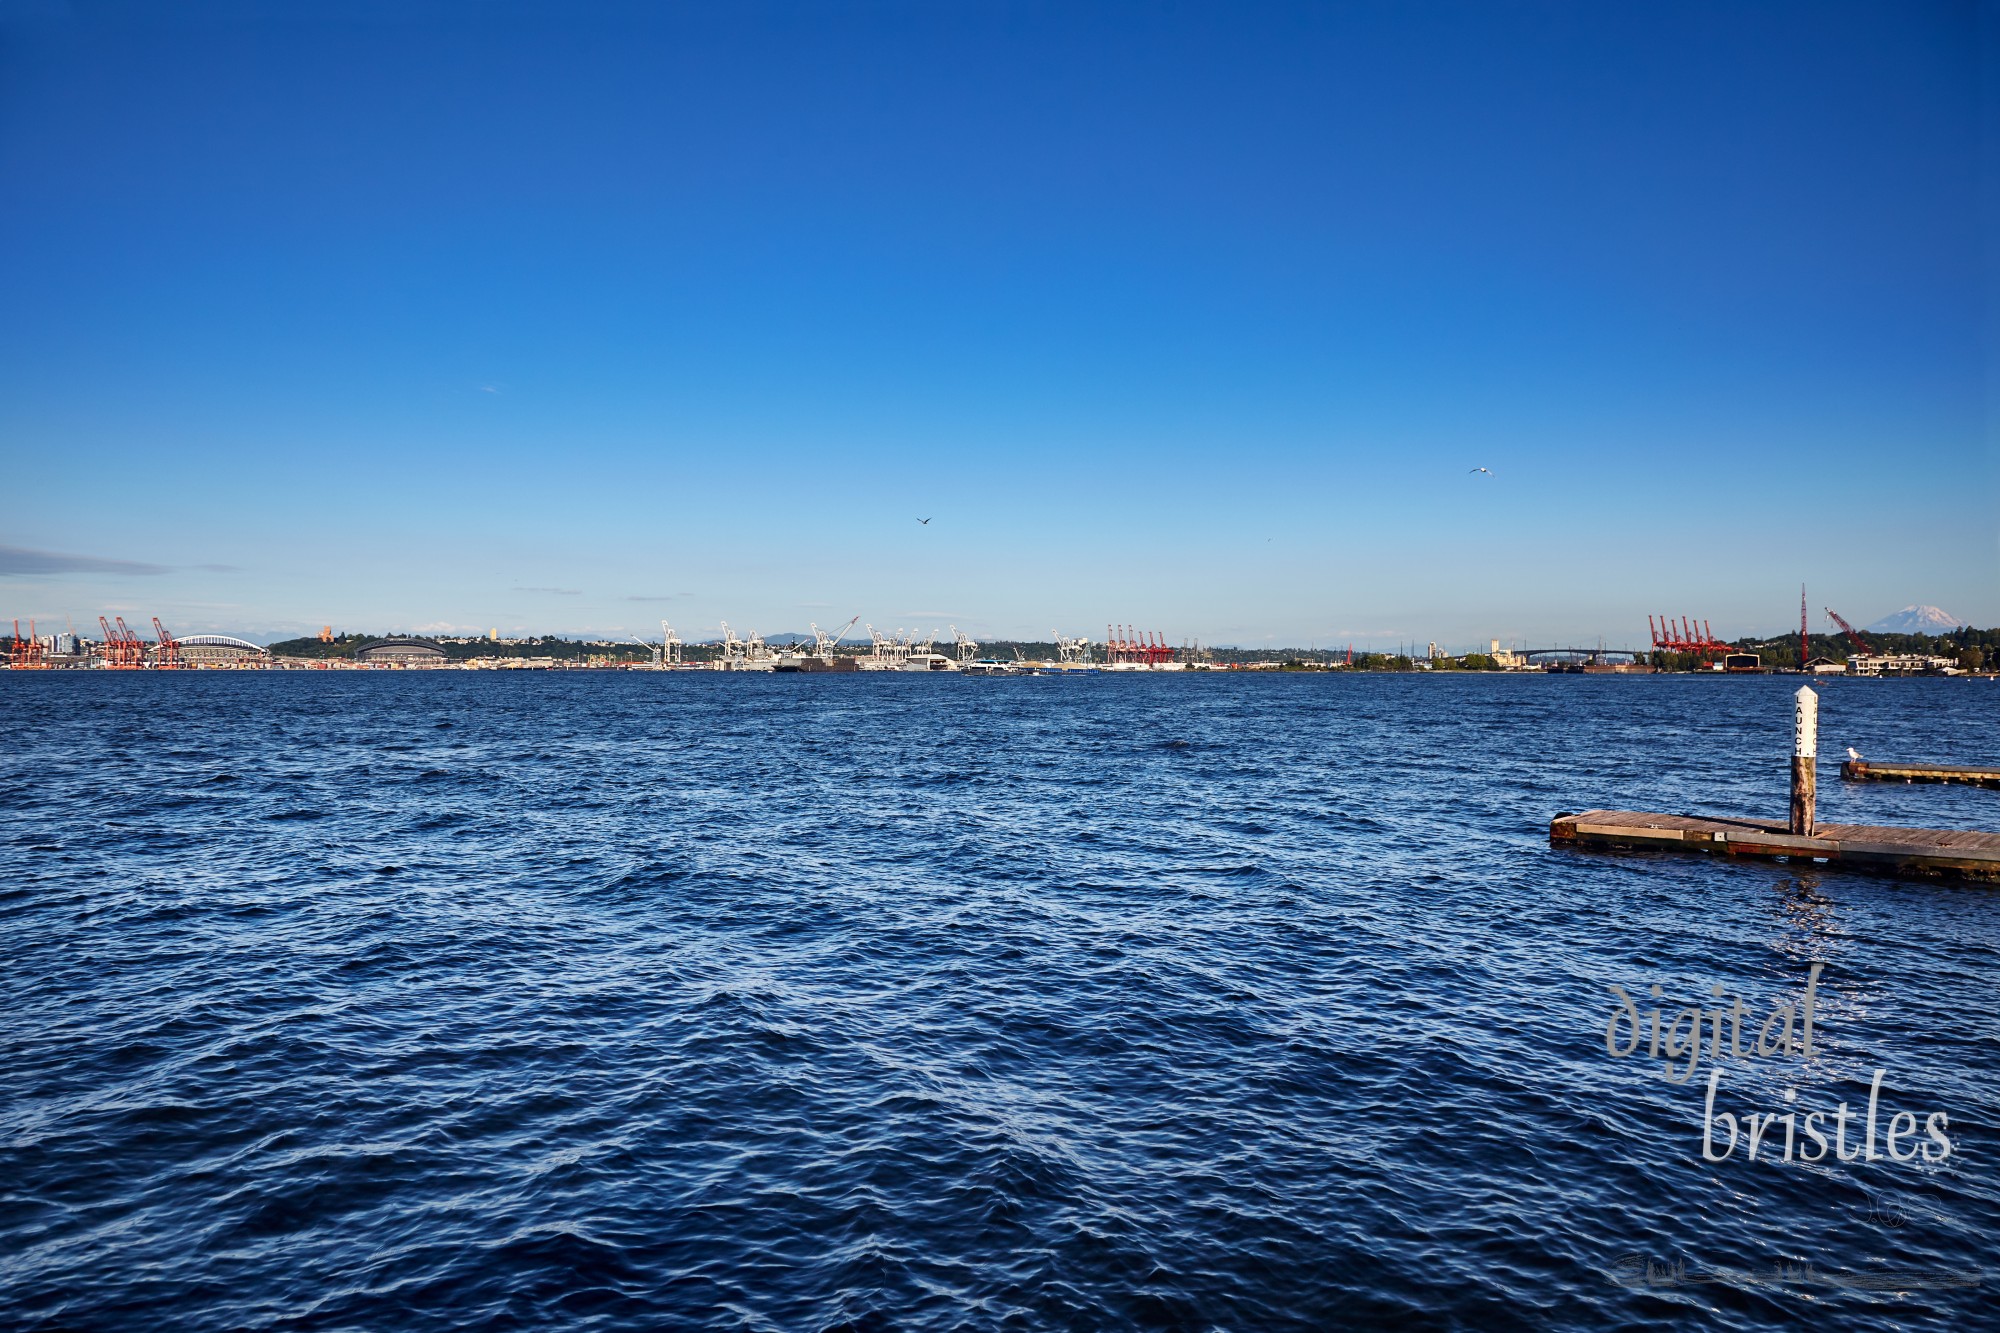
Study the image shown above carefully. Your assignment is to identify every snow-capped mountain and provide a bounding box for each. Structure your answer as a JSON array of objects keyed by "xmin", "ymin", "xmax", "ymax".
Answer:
[{"xmin": 1866, "ymin": 605, "xmax": 1962, "ymax": 635}]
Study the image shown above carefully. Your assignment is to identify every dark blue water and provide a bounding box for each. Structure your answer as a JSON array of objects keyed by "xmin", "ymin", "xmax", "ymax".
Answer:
[{"xmin": 3, "ymin": 672, "xmax": 1996, "ymax": 1330}]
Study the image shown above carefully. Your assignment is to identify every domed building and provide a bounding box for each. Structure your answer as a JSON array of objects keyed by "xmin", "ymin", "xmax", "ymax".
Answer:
[{"xmin": 354, "ymin": 637, "xmax": 448, "ymax": 666}]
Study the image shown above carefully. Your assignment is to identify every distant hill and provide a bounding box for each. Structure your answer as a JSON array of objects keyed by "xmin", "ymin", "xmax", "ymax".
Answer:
[{"xmin": 1867, "ymin": 605, "xmax": 1962, "ymax": 634}]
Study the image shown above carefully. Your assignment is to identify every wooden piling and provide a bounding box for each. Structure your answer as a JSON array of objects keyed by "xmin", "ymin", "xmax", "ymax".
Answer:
[{"xmin": 1790, "ymin": 685, "xmax": 1817, "ymax": 836}]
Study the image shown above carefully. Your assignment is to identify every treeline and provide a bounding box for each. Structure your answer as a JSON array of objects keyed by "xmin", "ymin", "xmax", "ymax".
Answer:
[
  {"xmin": 1700, "ymin": 627, "xmax": 1997, "ymax": 671},
  {"xmin": 251, "ymin": 625, "xmax": 1999, "ymax": 671},
  {"xmin": 266, "ymin": 634, "xmax": 660, "ymax": 662}
]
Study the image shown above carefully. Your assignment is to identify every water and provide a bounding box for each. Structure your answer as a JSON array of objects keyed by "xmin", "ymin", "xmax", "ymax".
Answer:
[{"xmin": 3, "ymin": 672, "xmax": 1996, "ymax": 1330}]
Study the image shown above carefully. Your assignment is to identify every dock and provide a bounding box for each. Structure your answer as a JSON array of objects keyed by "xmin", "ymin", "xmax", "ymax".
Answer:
[
  {"xmin": 1549, "ymin": 810, "xmax": 2000, "ymax": 882},
  {"xmin": 1550, "ymin": 685, "xmax": 2000, "ymax": 882},
  {"xmin": 1841, "ymin": 760, "xmax": 2000, "ymax": 790}
]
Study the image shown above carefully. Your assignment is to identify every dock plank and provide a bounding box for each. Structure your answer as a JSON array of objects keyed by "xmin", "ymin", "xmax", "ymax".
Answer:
[
  {"xmin": 1550, "ymin": 810, "xmax": 2000, "ymax": 882},
  {"xmin": 1841, "ymin": 760, "xmax": 2000, "ymax": 790}
]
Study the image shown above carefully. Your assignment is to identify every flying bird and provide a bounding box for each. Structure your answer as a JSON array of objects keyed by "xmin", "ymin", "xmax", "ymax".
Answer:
[
  {"xmin": 1469, "ymin": 467, "xmax": 1494, "ymax": 476},
  {"xmin": 917, "ymin": 517, "xmax": 932, "ymax": 525}
]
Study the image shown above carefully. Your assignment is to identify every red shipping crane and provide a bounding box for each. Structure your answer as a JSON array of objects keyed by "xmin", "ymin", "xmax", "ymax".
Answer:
[
  {"xmin": 152, "ymin": 617, "xmax": 182, "ymax": 669},
  {"xmin": 1648, "ymin": 614, "xmax": 1730, "ymax": 658},
  {"xmin": 11, "ymin": 619, "xmax": 47, "ymax": 669}
]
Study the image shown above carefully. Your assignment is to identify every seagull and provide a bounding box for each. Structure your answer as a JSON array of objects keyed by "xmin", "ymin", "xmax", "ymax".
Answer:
[
  {"xmin": 1847, "ymin": 747, "xmax": 1863, "ymax": 761},
  {"xmin": 917, "ymin": 517, "xmax": 932, "ymax": 525},
  {"xmin": 1469, "ymin": 467, "xmax": 1494, "ymax": 476}
]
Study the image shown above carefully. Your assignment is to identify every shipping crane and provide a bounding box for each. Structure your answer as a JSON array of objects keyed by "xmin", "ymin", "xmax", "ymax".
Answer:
[
  {"xmin": 811, "ymin": 617, "xmax": 859, "ymax": 658},
  {"xmin": 1648, "ymin": 614, "xmax": 1731, "ymax": 659},
  {"xmin": 11, "ymin": 619, "xmax": 46, "ymax": 669},
  {"xmin": 98, "ymin": 615, "xmax": 142, "ymax": 668},
  {"xmin": 950, "ymin": 626, "xmax": 979, "ymax": 662},
  {"xmin": 1825, "ymin": 608, "xmax": 1874, "ymax": 657},
  {"xmin": 115, "ymin": 617, "xmax": 148, "ymax": 668},
  {"xmin": 152, "ymin": 617, "xmax": 182, "ymax": 669}
]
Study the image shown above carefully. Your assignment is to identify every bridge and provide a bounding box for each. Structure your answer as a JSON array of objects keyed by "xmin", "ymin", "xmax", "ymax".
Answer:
[
  {"xmin": 1513, "ymin": 647, "xmax": 1651, "ymax": 669},
  {"xmin": 1515, "ymin": 647, "xmax": 1647, "ymax": 659}
]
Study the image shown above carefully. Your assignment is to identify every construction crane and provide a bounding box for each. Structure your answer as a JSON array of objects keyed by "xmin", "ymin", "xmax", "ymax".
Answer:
[
  {"xmin": 152, "ymin": 617, "xmax": 182, "ymax": 669},
  {"xmin": 1825, "ymin": 608, "xmax": 1874, "ymax": 657},
  {"xmin": 1799, "ymin": 585, "xmax": 1809, "ymax": 670}
]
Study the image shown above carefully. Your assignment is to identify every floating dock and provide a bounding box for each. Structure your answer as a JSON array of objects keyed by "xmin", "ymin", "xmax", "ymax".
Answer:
[
  {"xmin": 1549, "ymin": 810, "xmax": 2000, "ymax": 883},
  {"xmin": 1841, "ymin": 760, "xmax": 2000, "ymax": 790}
]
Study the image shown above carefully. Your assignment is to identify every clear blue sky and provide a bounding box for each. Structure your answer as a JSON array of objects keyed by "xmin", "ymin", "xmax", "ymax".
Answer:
[{"xmin": 3, "ymin": 0, "xmax": 1994, "ymax": 648}]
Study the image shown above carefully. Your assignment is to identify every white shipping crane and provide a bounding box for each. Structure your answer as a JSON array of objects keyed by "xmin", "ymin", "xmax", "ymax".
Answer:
[{"xmin": 812, "ymin": 616, "xmax": 860, "ymax": 658}]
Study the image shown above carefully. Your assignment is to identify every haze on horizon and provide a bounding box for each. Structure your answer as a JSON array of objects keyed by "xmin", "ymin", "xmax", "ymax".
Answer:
[{"xmin": 2, "ymin": 1, "xmax": 1995, "ymax": 651}]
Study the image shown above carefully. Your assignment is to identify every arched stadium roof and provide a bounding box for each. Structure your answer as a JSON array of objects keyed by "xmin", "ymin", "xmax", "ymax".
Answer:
[{"xmin": 177, "ymin": 635, "xmax": 268, "ymax": 653}]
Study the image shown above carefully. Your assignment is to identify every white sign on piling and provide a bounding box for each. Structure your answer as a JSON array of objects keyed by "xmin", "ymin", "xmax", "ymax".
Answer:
[{"xmin": 1791, "ymin": 685, "xmax": 1819, "ymax": 835}]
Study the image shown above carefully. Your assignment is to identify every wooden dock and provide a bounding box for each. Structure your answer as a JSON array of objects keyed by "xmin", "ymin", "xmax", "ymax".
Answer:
[
  {"xmin": 1840, "ymin": 759, "xmax": 2000, "ymax": 790},
  {"xmin": 1550, "ymin": 810, "xmax": 2000, "ymax": 882}
]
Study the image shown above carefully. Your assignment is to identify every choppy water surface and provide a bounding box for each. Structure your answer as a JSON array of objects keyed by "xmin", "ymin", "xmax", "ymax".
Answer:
[{"xmin": 3, "ymin": 672, "xmax": 1997, "ymax": 1330}]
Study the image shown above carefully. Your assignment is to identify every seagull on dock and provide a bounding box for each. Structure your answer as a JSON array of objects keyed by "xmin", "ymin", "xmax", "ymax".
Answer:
[
  {"xmin": 1469, "ymin": 467, "xmax": 1495, "ymax": 476},
  {"xmin": 1847, "ymin": 747, "xmax": 1863, "ymax": 761}
]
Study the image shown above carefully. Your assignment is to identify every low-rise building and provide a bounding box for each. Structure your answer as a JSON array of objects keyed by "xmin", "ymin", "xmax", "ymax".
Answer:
[{"xmin": 1848, "ymin": 654, "xmax": 1959, "ymax": 677}]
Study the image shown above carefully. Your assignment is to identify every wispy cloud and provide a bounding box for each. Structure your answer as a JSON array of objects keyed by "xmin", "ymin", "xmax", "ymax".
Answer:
[
  {"xmin": 192, "ymin": 563, "xmax": 240, "ymax": 573},
  {"xmin": 622, "ymin": 593, "xmax": 692, "ymax": 602},
  {"xmin": 0, "ymin": 545, "xmax": 170, "ymax": 576},
  {"xmin": 514, "ymin": 586, "xmax": 582, "ymax": 596},
  {"xmin": 480, "ymin": 384, "xmax": 500, "ymax": 394}
]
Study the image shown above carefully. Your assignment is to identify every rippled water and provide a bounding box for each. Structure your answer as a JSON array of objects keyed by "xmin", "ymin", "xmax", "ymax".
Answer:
[{"xmin": 3, "ymin": 672, "xmax": 1996, "ymax": 1330}]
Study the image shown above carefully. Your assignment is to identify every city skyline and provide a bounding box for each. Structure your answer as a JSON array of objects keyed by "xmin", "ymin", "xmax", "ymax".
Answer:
[{"xmin": 4, "ymin": 2, "xmax": 1995, "ymax": 646}]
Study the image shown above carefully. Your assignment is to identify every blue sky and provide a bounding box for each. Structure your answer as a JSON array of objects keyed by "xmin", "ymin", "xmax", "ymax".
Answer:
[{"xmin": 2, "ymin": 0, "xmax": 1993, "ymax": 648}]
